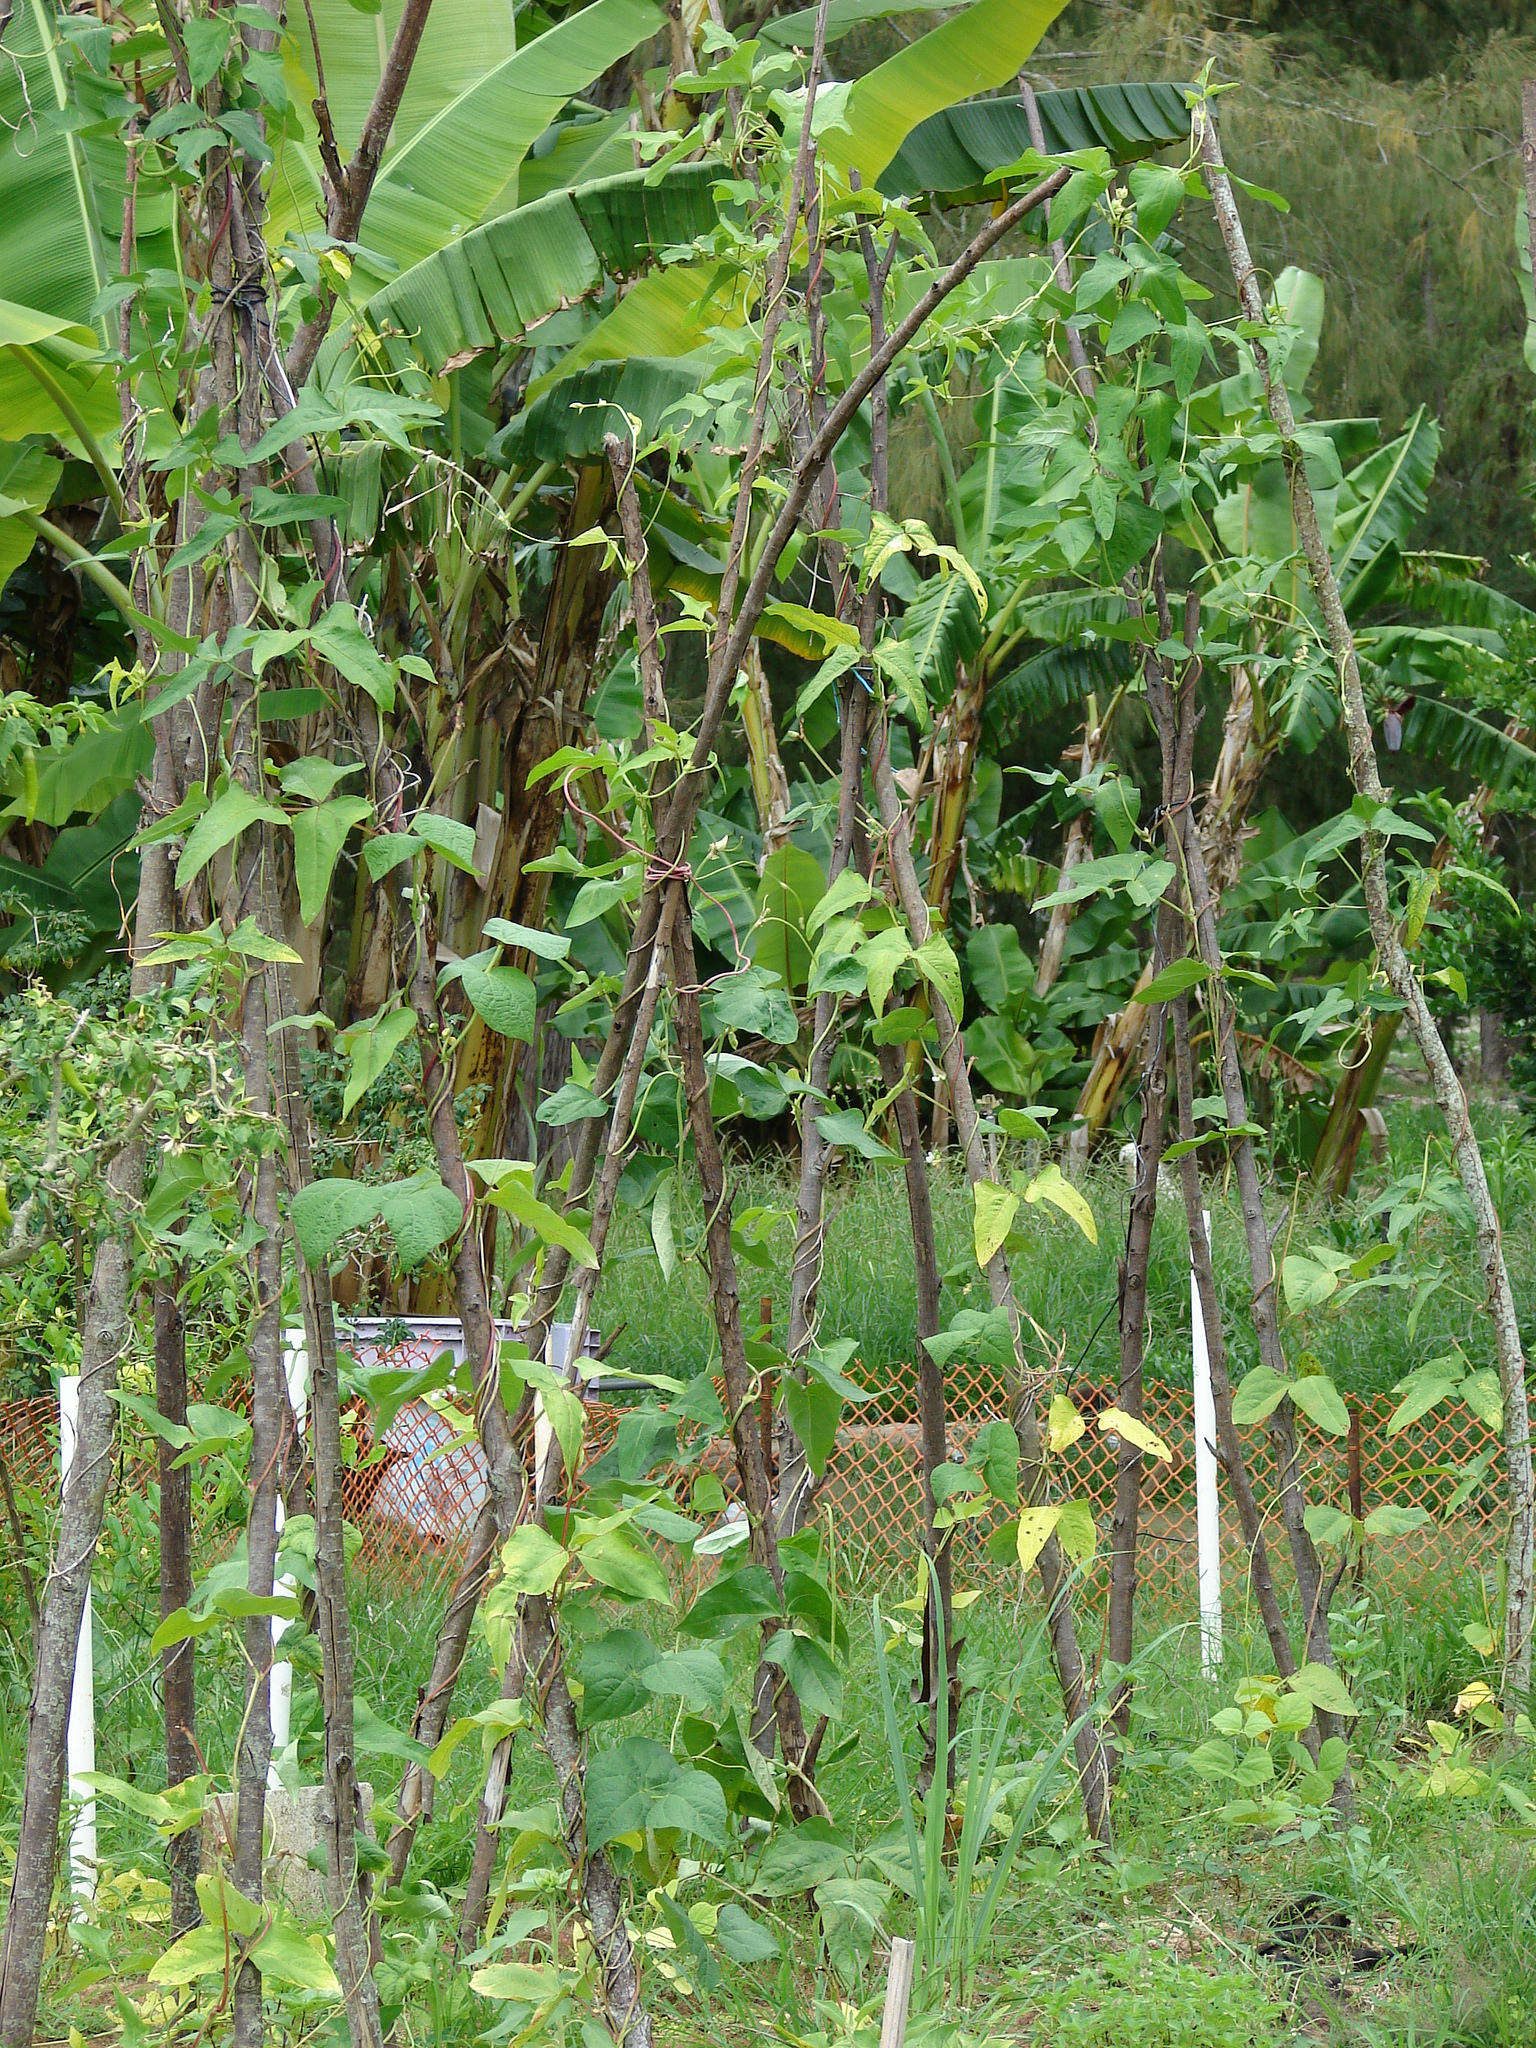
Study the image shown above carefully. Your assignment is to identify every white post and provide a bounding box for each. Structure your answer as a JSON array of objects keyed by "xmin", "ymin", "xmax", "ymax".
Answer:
[
  {"xmin": 532, "ymin": 1323, "xmax": 574, "ymax": 1504},
  {"xmin": 1190, "ymin": 1209, "xmax": 1223, "ymax": 1675},
  {"xmin": 58, "ymin": 1374, "xmax": 96, "ymax": 1909},
  {"xmin": 269, "ymin": 1335, "xmax": 310, "ymax": 1789}
]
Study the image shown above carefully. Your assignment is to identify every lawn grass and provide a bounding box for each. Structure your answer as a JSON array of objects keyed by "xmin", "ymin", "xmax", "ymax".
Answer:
[{"xmin": 583, "ymin": 1074, "xmax": 1530, "ymax": 1409}]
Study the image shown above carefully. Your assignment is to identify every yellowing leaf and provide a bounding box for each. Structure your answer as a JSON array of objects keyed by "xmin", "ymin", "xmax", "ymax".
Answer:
[
  {"xmin": 1047, "ymin": 1393, "xmax": 1085, "ymax": 1453},
  {"xmin": 1015, "ymin": 1503, "xmax": 1062, "ymax": 1575},
  {"xmin": 499, "ymin": 1523, "xmax": 568, "ymax": 1597},
  {"xmin": 1098, "ymin": 1407, "xmax": 1172, "ymax": 1461},
  {"xmin": 1023, "ymin": 1163, "xmax": 1097, "ymax": 1245},
  {"xmin": 972, "ymin": 1179, "xmax": 1019, "ymax": 1269}
]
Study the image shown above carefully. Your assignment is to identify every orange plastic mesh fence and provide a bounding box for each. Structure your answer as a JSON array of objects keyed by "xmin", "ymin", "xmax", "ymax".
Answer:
[{"xmin": 0, "ymin": 1367, "xmax": 1502, "ymax": 1610}]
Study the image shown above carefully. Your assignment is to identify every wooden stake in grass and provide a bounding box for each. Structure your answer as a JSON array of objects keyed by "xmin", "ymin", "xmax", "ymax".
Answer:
[{"xmin": 879, "ymin": 1937, "xmax": 916, "ymax": 2048}]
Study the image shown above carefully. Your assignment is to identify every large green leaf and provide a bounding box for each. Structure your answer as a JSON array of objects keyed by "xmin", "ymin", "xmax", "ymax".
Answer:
[
  {"xmin": 519, "ymin": 259, "xmax": 745, "ymax": 403},
  {"xmin": 823, "ymin": 0, "xmax": 1069, "ymax": 187},
  {"xmin": 982, "ymin": 643, "xmax": 1127, "ymax": 748},
  {"xmin": 0, "ymin": 299, "xmax": 120, "ymax": 449},
  {"xmin": 1390, "ymin": 554, "xmax": 1536, "ymax": 635},
  {"xmin": 490, "ymin": 356, "xmax": 716, "ymax": 465},
  {"xmin": 0, "ymin": 443, "xmax": 61, "ymax": 592},
  {"xmin": 518, "ymin": 111, "xmax": 639, "ymax": 206},
  {"xmin": 764, "ymin": 0, "xmax": 950, "ymax": 46},
  {"xmin": 268, "ymin": 0, "xmax": 517, "ymax": 250},
  {"xmin": 1397, "ymin": 695, "xmax": 1536, "ymax": 793},
  {"xmin": 880, "ymin": 80, "xmax": 1192, "ymax": 201},
  {"xmin": 0, "ymin": 1, "xmax": 109, "ymax": 326},
  {"xmin": 898, "ymin": 575, "xmax": 983, "ymax": 707},
  {"xmin": 1332, "ymin": 408, "xmax": 1441, "ymax": 614},
  {"xmin": 362, "ymin": 164, "xmax": 722, "ymax": 371},
  {"xmin": 273, "ymin": 0, "xmax": 664, "ymax": 273}
]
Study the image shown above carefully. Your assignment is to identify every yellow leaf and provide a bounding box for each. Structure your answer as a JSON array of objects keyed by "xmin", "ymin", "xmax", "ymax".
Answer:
[
  {"xmin": 1015, "ymin": 1504, "xmax": 1062, "ymax": 1574},
  {"xmin": 1455, "ymin": 1680, "xmax": 1495, "ymax": 1719},
  {"xmin": 972, "ymin": 1179, "xmax": 1019, "ymax": 1269},
  {"xmin": 1023, "ymin": 1163, "xmax": 1097, "ymax": 1245},
  {"xmin": 1047, "ymin": 1393, "xmax": 1085, "ymax": 1453},
  {"xmin": 1098, "ymin": 1407, "xmax": 1172, "ymax": 1461}
]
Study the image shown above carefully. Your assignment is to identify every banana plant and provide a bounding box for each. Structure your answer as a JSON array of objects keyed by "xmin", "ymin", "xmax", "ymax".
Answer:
[{"xmin": 1061, "ymin": 268, "xmax": 1536, "ymax": 1148}]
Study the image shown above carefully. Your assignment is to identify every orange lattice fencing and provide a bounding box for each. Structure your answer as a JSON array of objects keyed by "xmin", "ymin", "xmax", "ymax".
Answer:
[{"xmin": 0, "ymin": 1357, "xmax": 1504, "ymax": 1614}]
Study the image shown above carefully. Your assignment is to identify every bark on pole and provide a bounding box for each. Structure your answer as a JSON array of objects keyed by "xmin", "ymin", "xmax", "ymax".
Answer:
[
  {"xmin": 868, "ymin": 713, "xmax": 1113, "ymax": 1846},
  {"xmin": 1199, "ymin": 100, "xmax": 1535, "ymax": 1700},
  {"xmin": 154, "ymin": 1275, "xmax": 200, "ymax": 1937},
  {"xmin": 267, "ymin": 956, "xmax": 385, "ymax": 2048},
  {"xmin": 0, "ymin": 834, "xmax": 178, "ymax": 2047},
  {"xmin": 1168, "ymin": 994, "xmax": 1315, "ymax": 1745}
]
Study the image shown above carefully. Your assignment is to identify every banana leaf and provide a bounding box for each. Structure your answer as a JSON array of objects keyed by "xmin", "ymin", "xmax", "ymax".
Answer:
[
  {"xmin": 1397, "ymin": 695, "xmax": 1536, "ymax": 793},
  {"xmin": 879, "ymin": 81, "xmax": 1191, "ymax": 201},
  {"xmin": 519, "ymin": 259, "xmax": 748, "ymax": 405},
  {"xmin": 489, "ymin": 356, "xmax": 716, "ymax": 465},
  {"xmin": 0, "ymin": 444, "xmax": 62, "ymax": 592},
  {"xmin": 899, "ymin": 575, "xmax": 984, "ymax": 704},
  {"xmin": 1332, "ymin": 407, "xmax": 1441, "ymax": 614},
  {"xmin": 272, "ymin": 0, "xmax": 664, "ymax": 273},
  {"xmin": 0, "ymin": 0, "xmax": 110, "ymax": 326},
  {"xmin": 822, "ymin": 0, "xmax": 1069, "ymax": 186},
  {"xmin": 519, "ymin": 111, "xmax": 640, "ymax": 206},
  {"xmin": 362, "ymin": 164, "xmax": 723, "ymax": 371},
  {"xmin": 763, "ymin": 0, "xmax": 952, "ymax": 47},
  {"xmin": 1387, "ymin": 553, "xmax": 1536, "ymax": 634},
  {"xmin": 983, "ymin": 642, "xmax": 1128, "ymax": 749}
]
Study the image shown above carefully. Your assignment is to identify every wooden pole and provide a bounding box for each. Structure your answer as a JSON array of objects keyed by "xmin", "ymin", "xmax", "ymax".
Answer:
[
  {"xmin": 879, "ymin": 1937, "xmax": 915, "ymax": 2048},
  {"xmin": 759, "ymin": 1296, "xmax": 775, "ymax": 1486},
  {"xmin": 1347, "ymin": 1401, "xmax": 1366, "ymax": 1590}
]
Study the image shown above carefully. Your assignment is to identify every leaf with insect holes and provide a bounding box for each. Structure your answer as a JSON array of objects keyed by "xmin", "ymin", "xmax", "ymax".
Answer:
[
  {"xmin": 972, "ymin": 1180, "xmax": 1019, "ymax": 1269},
  {"xmin": 1022, "ymin": 1164, "xmax": 1096, "ymax": 1244},
  {"xmin": 1098, "ymin": 1407, "xmax": 1172, "ymax": 1461},
  {"xmin": 1015, "ymin": 1504, "xmax": 1061, "ymax": 1574}
]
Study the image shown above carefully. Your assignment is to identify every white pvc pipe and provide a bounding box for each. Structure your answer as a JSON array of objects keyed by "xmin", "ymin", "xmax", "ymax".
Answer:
[
  {"xmin": 59, "ymin": 1375, "xmax": 96, "ymax": 1908},
  {"xmin": 1190, "ymin": 1209, "xmax": 1223, "ymax": 1676},
  {"xmin": 269, "ymin": 1335, "xmax": 310, "ymax": 1789},
  {"xmin": 532, "ymin": 1323, "xmax": 574, "ymax": 1503}
]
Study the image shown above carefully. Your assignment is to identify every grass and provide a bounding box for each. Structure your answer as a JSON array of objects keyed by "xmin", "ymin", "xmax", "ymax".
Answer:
[
  {"xmin": 580, "ymin": 1078, "xmax": 1533, "ymax": 1410},
  {"xmin": 11, "ymin": 1566, "xmax": 1534, "ymax": 2046},
  {"xmin": 4, "ymin": 1082, "xmax": 1535, "ymax": 2043}
]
